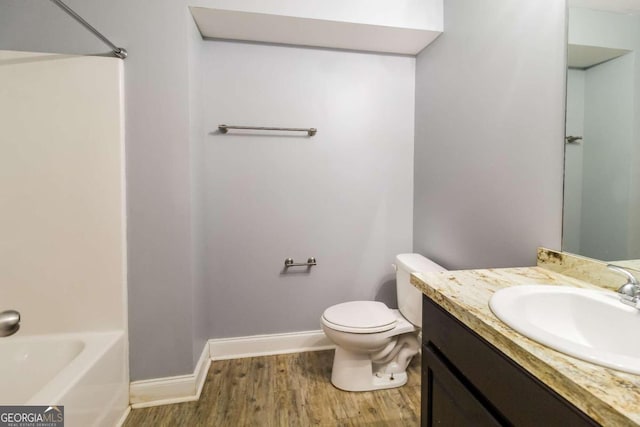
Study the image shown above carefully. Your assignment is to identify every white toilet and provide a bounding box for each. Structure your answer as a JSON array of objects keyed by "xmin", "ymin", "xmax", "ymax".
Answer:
[{"xmin": 321, "ymin": 253, "xmax": 446, "ymax": 392}]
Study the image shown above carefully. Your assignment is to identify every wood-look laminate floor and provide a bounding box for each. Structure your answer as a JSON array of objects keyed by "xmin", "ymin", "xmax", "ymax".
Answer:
[{"xmin": 124, "ymin": 350, "xmax": 421, "ymax": 427}]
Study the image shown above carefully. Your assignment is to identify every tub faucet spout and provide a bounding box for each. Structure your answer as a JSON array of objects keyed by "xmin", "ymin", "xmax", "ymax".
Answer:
[{"xmin": 0, "ymin": 310, "xmax": 20, "ymax": 337}]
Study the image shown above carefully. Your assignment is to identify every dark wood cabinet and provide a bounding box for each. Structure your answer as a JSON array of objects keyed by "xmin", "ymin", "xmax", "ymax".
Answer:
[
  {"xmin": 423, "ymin": 343, "xmax": 503, "ymax": 427},
  {"xmin": 421, "ymin": 296, "xmax": 600, "ymax": 427}
]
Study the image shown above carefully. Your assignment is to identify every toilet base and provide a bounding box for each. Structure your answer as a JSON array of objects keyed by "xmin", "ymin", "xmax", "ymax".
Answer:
[{"xmin": 330, "ymin": 346, "xmax": 412, "ymax": 392}]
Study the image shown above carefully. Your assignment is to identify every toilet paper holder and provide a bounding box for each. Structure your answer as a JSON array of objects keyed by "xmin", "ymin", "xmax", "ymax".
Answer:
[{"xmin": 284, "ymin": 257, "xmax": 317, "ymax": 268}]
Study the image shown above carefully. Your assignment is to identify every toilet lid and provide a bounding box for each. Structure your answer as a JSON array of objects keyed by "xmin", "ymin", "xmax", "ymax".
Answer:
[{"xmin": 322, "ymin": 301, "xmax": 396, "ymax": 333}]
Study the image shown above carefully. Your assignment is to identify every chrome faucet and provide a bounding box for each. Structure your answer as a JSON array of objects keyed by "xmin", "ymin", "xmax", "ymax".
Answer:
[
  {"xmin": 0, "ymin": 310, "xmax": 20, "ymax": 337},
  {"xmin": 608, "ymin": 264, "xmax": 640, "ymax": 307}
]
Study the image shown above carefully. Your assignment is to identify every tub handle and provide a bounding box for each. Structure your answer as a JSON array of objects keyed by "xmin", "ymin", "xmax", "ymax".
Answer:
[{"xmin": 0, "ymin": 309, "xmax": 20, "ymax": 337}]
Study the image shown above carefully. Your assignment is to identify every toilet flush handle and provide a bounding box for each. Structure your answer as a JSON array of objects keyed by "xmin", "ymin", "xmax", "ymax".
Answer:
[{"xmin": 391, "ymin": 263, "xmax": 397, "ymax": 272}]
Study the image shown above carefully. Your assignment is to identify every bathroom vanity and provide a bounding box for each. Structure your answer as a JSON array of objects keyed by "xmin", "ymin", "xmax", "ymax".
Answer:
[
  {"xmin": 421, "ymin": 296, "xmax": 596, "ymax": 426},
  {"xmin": 412, "ymin": 256, "xmax": 640, "ymax": 426}
]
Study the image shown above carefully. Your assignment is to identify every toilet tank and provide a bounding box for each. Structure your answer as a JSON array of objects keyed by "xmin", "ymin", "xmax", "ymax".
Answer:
[{"xmin": 395, "ymin": 254, "xmax": 447, "ymax": 327}]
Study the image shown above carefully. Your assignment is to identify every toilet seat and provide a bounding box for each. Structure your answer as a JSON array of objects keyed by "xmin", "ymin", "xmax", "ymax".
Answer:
[{"xmin": 322, "ymin": 301, "xmax": 397, "ymax": 333}]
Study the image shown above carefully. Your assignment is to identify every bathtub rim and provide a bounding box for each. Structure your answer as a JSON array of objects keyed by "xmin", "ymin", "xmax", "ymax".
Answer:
[{"xmin": 0, "ymin": 330, "xmax": 126, "ymax": 405}]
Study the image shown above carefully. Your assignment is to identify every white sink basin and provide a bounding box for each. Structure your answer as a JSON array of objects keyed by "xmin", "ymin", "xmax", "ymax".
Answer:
[{"xmin": 489, "ymin": 285, "xmax": 640, "ymax": 374}]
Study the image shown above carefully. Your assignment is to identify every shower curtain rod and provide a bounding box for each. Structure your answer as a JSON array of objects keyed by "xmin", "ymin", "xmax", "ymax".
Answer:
[{"xmin": 49, "ymin": 0, "xmax": 127, "ymax": 59}]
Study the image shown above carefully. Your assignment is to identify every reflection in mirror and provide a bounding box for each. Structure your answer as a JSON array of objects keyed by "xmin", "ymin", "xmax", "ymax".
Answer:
[{"xmin": 562, "ymin": 1, "xmax": 640, "ymax": 262}]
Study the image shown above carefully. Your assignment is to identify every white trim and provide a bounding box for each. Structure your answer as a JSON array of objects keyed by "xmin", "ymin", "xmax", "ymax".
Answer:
[
  {"xmin": 209, "ymin": 329, "xmax": 333, "ymax": 361},
  {"xmin": 129, "ymin": 343, "xmax": 211, "ymax": 408},
  {"xmin": 114, "ymin": 406, "xmax": 131, "ymax": 427},
  {"xmin": 127, "ymin": 330, "xmax": 333, "ymax": 409}
]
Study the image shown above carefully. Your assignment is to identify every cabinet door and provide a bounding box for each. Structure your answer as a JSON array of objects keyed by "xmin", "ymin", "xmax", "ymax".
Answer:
[{"xmin": 422, "ymin": 344, "xmax": 502, "ymax": 427}]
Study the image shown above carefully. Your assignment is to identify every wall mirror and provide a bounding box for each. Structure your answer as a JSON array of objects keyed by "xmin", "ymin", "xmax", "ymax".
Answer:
[{"xmin": 562, "ymin": 0, "xmax": 640, "ymax": 263}]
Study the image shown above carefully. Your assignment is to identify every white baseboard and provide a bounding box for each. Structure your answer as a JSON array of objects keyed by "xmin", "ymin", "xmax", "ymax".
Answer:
[
  {"xmin": 209, "ymin": 329, "xmax": 334, "ymax": 361},
  {"xmin": 129, "ymin": 343, "xmax": 211, "ymax": 408},
  {"xmin": 128, "ymin": 330, "xmax": 333, "ymax": 409},
  {"xmin": 114, "ymin": 406, "xmax": 131, "ymax": 427}
]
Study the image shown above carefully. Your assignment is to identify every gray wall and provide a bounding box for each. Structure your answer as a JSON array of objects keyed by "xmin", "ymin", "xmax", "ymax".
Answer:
[
  {"xmin": 188, "ymin": 13, "xmax": 209, "ymax": 368},
  {"xmin": 563, "ymin": 69, "xmax": 585, "ymax": 254},
  {"xmin": 568, "ymin": 8, "xmax": 640, "ymax": 261},
  {"xmin": 0, "ymin": 0, "xmax": 199, "ymax": 381},
  {"xmin": 632, "ymin": 15, "xmax": 640, "ymax": 259},
  {"xmin": 413, "ymin": 0, "xmax": 566, "ymax": 269},
  {"xmin": 0, "ymin": 0, "xmax": 413, "ymax": 379},
  {"xmin": 1, "ymin": 0, "xmax": 570, "ymax": 381},
  {"xmin": 580, "ymin": 54, "xmax": 635, "ymax": 260},
  {"xmin": 199, "ymin": 41, "xmax": 415, "ymax": 337}
]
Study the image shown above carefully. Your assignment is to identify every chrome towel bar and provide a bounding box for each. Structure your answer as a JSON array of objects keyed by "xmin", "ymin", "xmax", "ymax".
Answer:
[
  {"xmin": 218, "ymin": 124, "xmax": 317, "ymax": 136},
  {"xmin": 284, "ymin": 257, "xmax": 317, "ymax": 268}
]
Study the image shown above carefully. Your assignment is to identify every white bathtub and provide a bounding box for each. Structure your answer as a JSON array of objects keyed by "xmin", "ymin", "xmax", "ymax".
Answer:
[{"xmin": 0, "ymin": 331, "xmax": 128, "ymax": 427}]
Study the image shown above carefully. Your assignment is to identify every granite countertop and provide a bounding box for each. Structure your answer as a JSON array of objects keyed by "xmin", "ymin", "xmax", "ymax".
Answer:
[{"xmin": 411, "ymin": 265, "xmax": 640, "ymax": 426}]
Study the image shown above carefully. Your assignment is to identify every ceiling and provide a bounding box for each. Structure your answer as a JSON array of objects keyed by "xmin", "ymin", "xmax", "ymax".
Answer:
[{"xmin": 567, "ymin": 44, "xmax": 631, "ymax": 69}]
